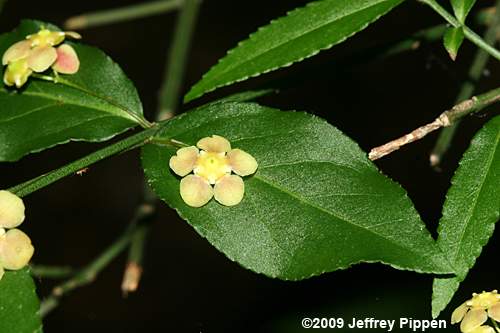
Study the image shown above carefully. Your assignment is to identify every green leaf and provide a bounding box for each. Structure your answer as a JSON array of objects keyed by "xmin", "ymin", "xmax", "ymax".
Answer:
[
  {"xmin": 184, "ymin": 0, "xmax": 404, "ymax": 102},
  {"xmin": 0, "ymin": 20, "xmax": 148, "ymax": 162},
  {"xmin": 0, "ymin": 268, "xmax": 43, "ymax": 333},
  {"xmin": 142, "ymin": 102, "xmax": 452, "ymax": 280},
  {"xmin": 450, "ymin": 0, "xmax": 477, "ymax": 23},
  {"xmin": 443, "ymin": 27, "xmax": 464, "ymax": 61},
  {"xmin": 432, "ymin": 116, "xmax": 500, "ymax": 318}
]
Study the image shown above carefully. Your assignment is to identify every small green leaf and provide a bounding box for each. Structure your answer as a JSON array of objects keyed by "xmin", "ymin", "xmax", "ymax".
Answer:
[
  {"xmin": 443, "ymin": 27, "xmax": 464, "ymax": 61},
  {"xmin": 450, "ymin": 0, "xmax": 477, "ymax": 23},
  {"xmin": 432, "ymin": 116, "xmax": 500, "ymax": 318},
  {"xmin": 0, "ymin": 268, "xmax": 43, "ymax": 333},
  {"xmin": 0, "ymin": 20, "xmax": 147, "ymax": 162},
  {"xmin": 142, "ymin": 102, "xmax": 452, "ymax": 280},
  {"xmin": 184, "ymin": 0, "xmax": 404, "ymax": 102}
]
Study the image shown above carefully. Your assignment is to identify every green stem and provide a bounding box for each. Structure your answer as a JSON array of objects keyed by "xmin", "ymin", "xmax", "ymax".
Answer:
[
  {"xmin": 8, "ymin": 126, "xmax": 158, "ymax": 198},
  {"xmin": 492, "ymin": 319, "xmax": 500, "ymax": 333},
  {"xmin": 420, "ymin": 0, "xmax": 500, "ymax": 61},
  {"xmin": 158, "ymin": 0, "xmax": 202, "ymax": 119},
  {"xmin": 64, "ymin": 0, "xmax": 184, "ymax": 30},
  {"xmin": 30, "ymin": 265, "xmax": 74, "ymax": 279},
  {"xmin": 39, "ymin": 225, "xmax": 139, "ymax": 317},
  {"xmin": 430, "ymin": 0, "xmax": 500, "ymax": 168},
  {"xmin": 369, "ymin": 85, "xmax": 500, "ymax": 160}
]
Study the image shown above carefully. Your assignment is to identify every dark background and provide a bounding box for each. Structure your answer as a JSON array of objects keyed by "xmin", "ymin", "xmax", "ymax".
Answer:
[{"xmin": 0, "ymin": 0, "xmax": 499, "ymax": 332}]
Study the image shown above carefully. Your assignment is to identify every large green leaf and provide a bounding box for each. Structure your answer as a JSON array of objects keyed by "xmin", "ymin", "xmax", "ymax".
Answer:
[
  {"xmin": 0, "ymin": 20, "xmax": 147, "ymax": 162},
  {"xmin": 0, "ymin": 268, "xmax": 42, "ymax": 333},
  {"xmin": 432, "ymin": 116, "xmax": 500, "ymax": 318},
  {"xmin": 184, "ymin": 0, "xmax": 404, "ymax": 102},
  {"xmin": 142, "ymin": 102, "xmax": 452, "ymax": 280},
  {"xmin": 450, "ymin": 0, "xmax": 477, "ymax": 23}
]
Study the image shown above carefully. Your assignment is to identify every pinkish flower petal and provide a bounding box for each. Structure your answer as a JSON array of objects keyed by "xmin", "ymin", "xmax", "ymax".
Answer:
[
  {"xmin": 227, "ymin": 149, "xmax": 258, "ymax": 176},
  {"xmin": 214, "ymin": 175, "xmax": 244, "ymax": 206},
  {"xmin": 27, "ymin": 46, "xmax": 57, "ymax": 72},
  {"xmin": 169, "ymin": 146, "xmax": 199, "ymax": 177},
  {"xmin": 180, "ymin": 175, "xmax": 213, "ymax": 207},
  {"xmin": 2, "ymin": 40, "xmax": 31, "ymax": 65},
  {"xmin": 488, "ymin": 303, "xmax": 500, "ymax": 322},
  {"xmin": 197, "ymin": 135, "xmax": 231, "ymax": 153},
  {"xmin": 52, "ymin": 44, "xmax": 80, "ymax": 74},
  {"xmin": 461, "ymin": 309, "xmax": 488, "ymax": 333}
]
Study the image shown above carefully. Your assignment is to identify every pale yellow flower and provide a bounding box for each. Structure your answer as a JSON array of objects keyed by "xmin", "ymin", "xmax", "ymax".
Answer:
[
  {"xmin": 0, "ymin": 190, "xmax": 25, "ymax": 229},
  {"xmin": 0, "ymin": 191, "xmax": 34, "ymax": 280},
  {"xmin": 2, "ymin": 28, "xmax": 81, "ymax": 88},
  {"xmin": 451, "ymin": 290, "xmax": 500, "ymax": 333},
  {"xmin": 0, "ymin": 228, "xmax": 34, "ymax": 270},
  {"xmin": 170, "ymin": 135, "xmax": 258, "ymax": 207}
]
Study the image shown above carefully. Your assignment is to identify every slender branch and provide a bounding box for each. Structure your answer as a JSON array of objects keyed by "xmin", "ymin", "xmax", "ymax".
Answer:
[
  {"xmin": 121, "ymin": 191, "xmax": 155, "ymax": 296},
  {"xmin": 158, "ymin": 0, "xmax": 202, "ymax": 120},
  {"xmin": 64, "ymin": 0, "xmax": 184, "ymax": 30},
  {"xmin": 8, "ymin": 126, "xmax": 158, "ymax": 198},
  {"xmin": 121, "ymin": 0, "xmax": 202, "ymax": 294},
  {"xmin": 430, "ymin": 0, "xmax": 500, "ymax": 168},
  {"xmin": 368, "ymin": 86, "xmax": 500, "ymax": 161},
  {"xmin": 420, "ymin": 0, "xmax": 500, "ymax": 61},
  {"xmin": 39, "ymin": 225, "xmax": 139, "ymax": 317},
  {"xmin": 30, "ymin": 265, "xmax": 74, "ymax": 279}
]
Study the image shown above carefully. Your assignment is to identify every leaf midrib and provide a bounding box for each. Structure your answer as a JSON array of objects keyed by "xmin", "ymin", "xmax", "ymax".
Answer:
[
  {"xmin": 448, "ymin": 128, "xmax": 500, "ymax": 269},
  {"xmin": 253, "ymin": 172, "xmax": 439, "ymax": 267}
]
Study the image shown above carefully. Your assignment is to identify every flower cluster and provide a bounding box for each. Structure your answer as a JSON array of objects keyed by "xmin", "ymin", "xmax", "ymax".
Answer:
[
  {"xmin": 452, "ymin": 290, "xmax": 500, "ymax": 333},
  {"xmin": 0, "ymin": 190, "xmax": 34, "ymax": 281},
  {"xmin": 169, "ymin": 135, "xmax": 258, "ymax": 207},
  {"xmin": 2, "ymin": 28, "xmax": 81, "ymax": 88}
]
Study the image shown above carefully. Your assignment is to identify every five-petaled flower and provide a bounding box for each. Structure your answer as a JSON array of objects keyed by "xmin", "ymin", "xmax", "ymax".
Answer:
[
  {"xmin": 0, "ymin": 190, "xmax": 34, "ymax": 281},
  {"xmin": 451, "ymin": 290, "xmax": 500, "ymax": 333},
  {"xmin": 169, "ymin": 135, "xmax": 258, "ymax": 207},
  {"xmin": 2, "ymin": 28, "xmax": 81, "ymax": 88}
]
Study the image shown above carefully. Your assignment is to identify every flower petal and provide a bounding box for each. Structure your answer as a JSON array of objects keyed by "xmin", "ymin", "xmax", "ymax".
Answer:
[
  {"xmin": 169, "ymin": 146, "xmax": 199, "ymax": 177},
  {"xmin": 2, "ymin": 40, "xmax": 31, "ymax": 65},
  {"xmin": 52, "ymin": 44, "xmax": 80, "ymax": 74},
  {"xmin": 3, "ymin": 58, "xmax": 32, "ymax": 88},
  {"xmin": 227, "ymin": 149, "xmax": 258, "ymax": 176},
  {"xmin": 461, "ymin": 309, "xmax": 488, "ymax": 333},
  {"xmin": 469, "ymin": 326, "xmax": 495, "ymax": 333},
  {"xmin": 452, "ymin": 302, "xmax": 469, "ymax": 324},
  {"xmin": 64, "ymin": 31, "xmax": 82, "ymax": 39},
  {"xmin": 180, "ymin": 175, "xmax": 213, "ymax": 207},
  {"xmin": 488, "ymin": 303, "xmax": 500, "ymax": 322},
  {"xmin": 28, "ymin": 29, "xmax": 65, "ymax": 47},
  {"xmin": 0, "ymin": 190, "xmax": 25, "ymax": 228},
  {"xmin": 197, "ymin": 135, "xmax": 231, "ymax": 153},
  {"xmin": 0, "ymin": 229, "xmax": 34, "ymax": 270},
  {"xmin": 27, "ymin": 46, "xmax": 57, "ymax": 72},
  {"xmin": 214, "ymin": 175, "xmax": 244, "ymax": 206}
]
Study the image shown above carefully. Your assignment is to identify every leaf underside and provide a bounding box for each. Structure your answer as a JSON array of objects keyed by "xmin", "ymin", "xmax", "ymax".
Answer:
[
  {"xmin": 432, "ymin": 116, "xmax": 500, "ymax": 318},
  {"xmin": 184, "ymin": 0, "xmax": 404, "ymax": 102},
  {"xmin": 142, "ymin": 102, "xmax": 451, "ymax": 280},
  {"xmin": 0, "ymin": 20, "xmax": 145, "ymax": 162}
]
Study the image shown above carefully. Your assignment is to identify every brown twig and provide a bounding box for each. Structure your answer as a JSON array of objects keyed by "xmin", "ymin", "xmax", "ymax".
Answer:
[{"xmin": 368, "ymin": 86, "xmax": 500, "ymax": 161}]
